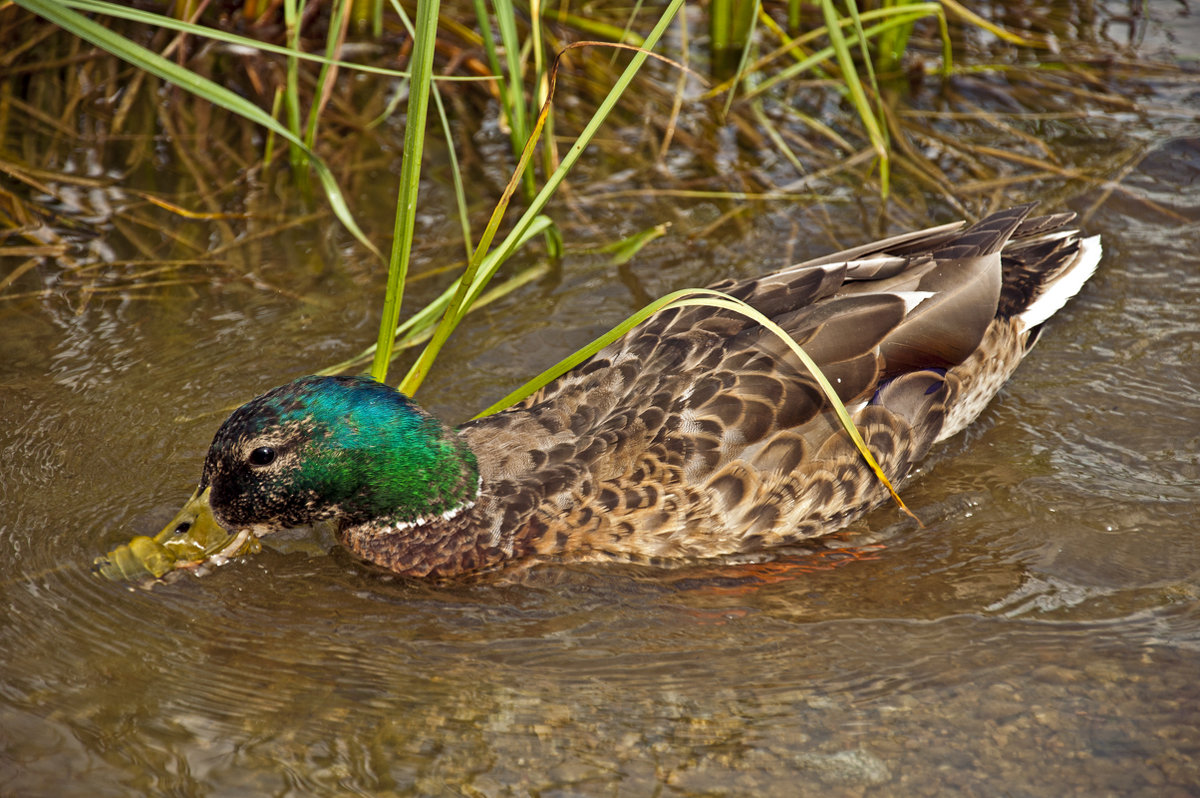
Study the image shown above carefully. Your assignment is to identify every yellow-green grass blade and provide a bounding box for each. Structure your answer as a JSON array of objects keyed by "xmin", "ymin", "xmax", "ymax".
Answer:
[
  {"xmin": 370, "ymin": 0, "xmax": 440, "ymax": 382},
  {"xmin": 718, "ymin": 0, "xmax": 762, "ymax": 117},
  {"xmin": 469, "ymin": 0, "xmax": 505, "ymax": 102},
  {"xmin": 557, "ymin": 10, "xmax": 646, "ymax": 47},
  {"xmin": 473, "ymin": 288, "xmax": 915, "ymax": 519},
  {"xmin": 317, "ymin": 260, "xmax": 551, "ymax": 376},
  {"xmin": 326, "ymin": 215, "xmax": 555, "ymax": 376},
  {"xmin": 472, "ymin": 288, "xmax": 702, "ymax": 417},
  {"xmin": 675, "ymin": 294, "xmax": 914, "ymax": 518},
  {"xmin": 283, "ymin": 0, "xmax": 306, "ymax": 178},
  {"xmin": 818, "ymin": 0, "xmax": 889, "ymax": 196},
  {"xmin": 398, "ymin": 0, "xmax": 687, "ymax": 397},
  {"xmin": 593, "ymin": 223, "xmax": 670, "ymax": 265},
  {"xmin": 432, "ymin": 83, "xmax": 475, "ymax": 266},
  {"xmin": 874, "ymin": 0, "xmax": 917, "ymax": 76}
]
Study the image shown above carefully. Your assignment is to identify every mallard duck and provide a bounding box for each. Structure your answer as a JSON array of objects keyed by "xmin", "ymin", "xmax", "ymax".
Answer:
[{"xmin": 101, "ymin": 204, "xmax": 1100, "ymax": 580}]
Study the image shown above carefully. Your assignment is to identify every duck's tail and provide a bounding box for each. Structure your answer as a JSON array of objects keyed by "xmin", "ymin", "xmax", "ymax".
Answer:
[
  {"xmin": 993, "ymin": 210, "xmax": 1103, "ymax": 333},
  {"xmin": 1014, "ymin": 233, "xmax": 1103, "ymax": 333},
  {"xmin": 932, "ymin": 211, "xmax": 1101, "ymax": 443}
]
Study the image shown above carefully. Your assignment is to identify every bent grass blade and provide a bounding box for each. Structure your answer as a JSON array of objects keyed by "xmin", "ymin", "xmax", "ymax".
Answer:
[{"xmin": 473, "ymin": 287, "xmax": 919, "ymax": 523}]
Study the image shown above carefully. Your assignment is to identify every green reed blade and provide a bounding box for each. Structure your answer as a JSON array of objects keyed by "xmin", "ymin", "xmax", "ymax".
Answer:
[
  {"xmin": 397, "ymin": 0, "xmax": 687, "ymax": 397},
  {"xmin": 370, "ymin": 0, "xmax": 440, "ymax": 382},
  {"xmin": 818, "ymin": 0, "xmax": 889, "ymax": 196},
  {"xmin": 725, "ymin": 7, "xmax": 941, "ymax": 101}
]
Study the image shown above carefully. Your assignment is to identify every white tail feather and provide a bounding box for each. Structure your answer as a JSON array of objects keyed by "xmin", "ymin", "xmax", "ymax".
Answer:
[{"xmin": 1017, "ymin": 235, "xmax": 1102, "ymax": 332}]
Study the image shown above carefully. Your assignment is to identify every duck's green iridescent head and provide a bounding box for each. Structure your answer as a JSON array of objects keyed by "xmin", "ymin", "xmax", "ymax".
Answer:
[
  {"xmin": 95, "ymin": 376, "xmax": 480, "ymax": 582},
  {"xmin": 200, "ymin": 375, "xmax": 479, "ymax": 533}
]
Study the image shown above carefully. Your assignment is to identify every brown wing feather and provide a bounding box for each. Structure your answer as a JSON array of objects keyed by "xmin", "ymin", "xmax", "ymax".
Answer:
[{"xmin": 434, "ymin": 204, "xmax": 1090, "ymax": 569}]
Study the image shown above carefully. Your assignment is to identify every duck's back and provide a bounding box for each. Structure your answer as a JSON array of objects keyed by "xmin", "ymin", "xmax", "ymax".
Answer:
[{"xmin": 452, "ymin": 205, "xmax": 1100, "ymax": 568}]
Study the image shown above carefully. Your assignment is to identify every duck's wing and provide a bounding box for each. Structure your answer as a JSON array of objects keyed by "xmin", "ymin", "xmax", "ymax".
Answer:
[
  {"xmin": 459, "ymin": 206, "xmax": 1095, "ymax": 560},
  {"xmin": 476, "ymin": 205, "xmax": 1039, "ymax": 447}
]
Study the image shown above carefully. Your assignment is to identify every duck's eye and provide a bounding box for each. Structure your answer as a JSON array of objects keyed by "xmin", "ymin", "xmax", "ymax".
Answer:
[{"xmin": 248, "ymin": 446, "xmax": 277, "ymax": 466}]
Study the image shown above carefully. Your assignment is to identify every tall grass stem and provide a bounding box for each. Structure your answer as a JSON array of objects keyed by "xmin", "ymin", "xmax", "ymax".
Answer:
[
  {"xmin": 398, "ymin": 0, "xmax": 687, "ymax": 396},
  {"xmin": 370, "ymin": 0, "xmax": 441, "ymax": 382}
]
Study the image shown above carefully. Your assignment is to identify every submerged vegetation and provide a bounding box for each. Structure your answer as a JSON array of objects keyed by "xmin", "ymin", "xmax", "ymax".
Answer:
[{"xmin": 0, "ymin": 0, "xmax": 1187, "ymax": 394}]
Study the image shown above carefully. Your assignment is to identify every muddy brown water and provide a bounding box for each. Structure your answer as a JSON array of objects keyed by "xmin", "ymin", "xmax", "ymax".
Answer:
[{"xmin": 2, "ymin": 4, "xmax": 1200, "ymax": 796}]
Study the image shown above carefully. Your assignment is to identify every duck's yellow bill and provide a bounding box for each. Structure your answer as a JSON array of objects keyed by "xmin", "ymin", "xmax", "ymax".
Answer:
[{"xmin": 94, "ymin": 486, "xmax": 260, "ymax": 582}]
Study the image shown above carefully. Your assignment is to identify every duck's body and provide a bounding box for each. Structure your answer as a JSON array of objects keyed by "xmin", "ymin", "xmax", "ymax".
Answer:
[{"xmin": 150, "ymin": 205, "xmax": 1101, "ymax": 579}]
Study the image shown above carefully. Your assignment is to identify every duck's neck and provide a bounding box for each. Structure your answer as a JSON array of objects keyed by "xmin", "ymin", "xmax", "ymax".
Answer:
[
  {"xmin": 328, "ymin": 403, "xmax": 498, "ymax": 576},
  {"xmin": 337, "ymin": 489, "xmax": 507, "ymax": 578},
  {"xmin": 334, "ymin": 412, "xmax": 481, "ymax": 530}
]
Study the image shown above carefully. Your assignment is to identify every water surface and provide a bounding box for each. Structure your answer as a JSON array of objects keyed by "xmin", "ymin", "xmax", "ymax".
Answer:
[{"xmin": 2, "ymin": 2, "xmax": 1199, "ymax": 795}]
